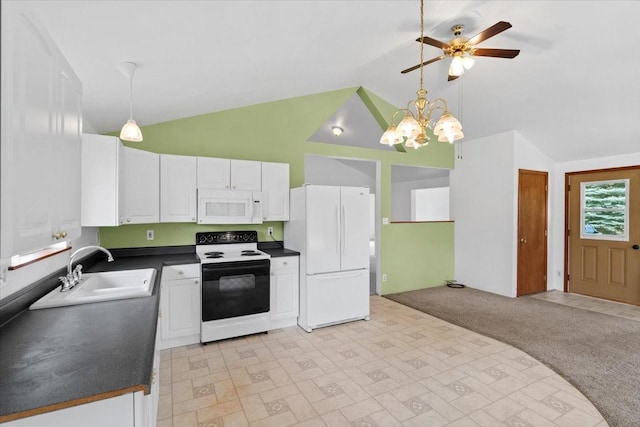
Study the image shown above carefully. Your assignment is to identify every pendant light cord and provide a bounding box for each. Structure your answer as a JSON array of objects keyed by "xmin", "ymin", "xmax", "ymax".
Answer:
[{"xmin": 129, "ymin": 74, "xmax": 134, "ymax": 120}]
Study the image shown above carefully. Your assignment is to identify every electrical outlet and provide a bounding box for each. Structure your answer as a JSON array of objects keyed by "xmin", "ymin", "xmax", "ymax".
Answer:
[
  {"xmin": 146, "ymin": 230, "xmax": 154, "ymax": 240},
  {"xmin": 382, "ymin": 274, "xmax": 387, "ymax": 282},
  {"xmin": 267, "ymin": 227, "xmax": 273, "ymax": 236}
]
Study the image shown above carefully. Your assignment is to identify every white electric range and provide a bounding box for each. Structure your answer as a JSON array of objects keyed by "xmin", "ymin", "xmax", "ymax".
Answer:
[{"xmin": 196, "ymin": 231, "xmax": 271, "ymax": 343}]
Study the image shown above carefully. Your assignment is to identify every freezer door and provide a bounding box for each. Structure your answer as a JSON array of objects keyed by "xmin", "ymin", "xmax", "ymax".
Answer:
[
  {"xmin": 340, "ymin": 187, "xmax": 370, "ymax": 270},
  {"xmin": 304, "ymin": 269, "xmax": 369, "ymax": 329},
  {"xmin": 306, "ymin": 185, "xmax": 341, "ymax": 274}
]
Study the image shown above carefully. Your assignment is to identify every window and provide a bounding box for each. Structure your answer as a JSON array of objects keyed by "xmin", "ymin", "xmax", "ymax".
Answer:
[{"xmin": 580, "ymin": 179, "xmax": 629, "ymax": 241}]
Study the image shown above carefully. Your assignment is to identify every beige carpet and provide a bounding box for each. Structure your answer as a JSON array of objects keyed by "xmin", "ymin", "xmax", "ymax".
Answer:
[{"xmin": 384, "ymin": 286, "xmax": 640, "ymax": 427}]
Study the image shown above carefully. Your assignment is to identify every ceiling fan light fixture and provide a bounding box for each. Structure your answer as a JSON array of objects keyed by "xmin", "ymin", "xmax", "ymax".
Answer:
[
  {"xmin": 449, "ymin": 55, "xmax": 465, "ymax": 76},
  {"xmin": 118, "ymin": 62, "xmax": 143, "ymax": 142},
  {"xmin": 461, "ymin": 55, "xmax": 475, "ymax": 70}
]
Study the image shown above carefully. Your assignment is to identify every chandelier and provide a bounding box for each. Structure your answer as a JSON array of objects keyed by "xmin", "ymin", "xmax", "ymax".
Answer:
[{"xmin": 380, "ymin": 0, "xmax": 463, "ymax": 149}]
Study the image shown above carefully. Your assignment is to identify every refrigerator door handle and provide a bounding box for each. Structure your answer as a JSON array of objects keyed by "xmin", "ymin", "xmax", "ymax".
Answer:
[
  {"xmin": 335, "ymin": 204, "xmax": 340, "ymax": 257},
  {"xmin": 342, "ymin": 203, "xmax": 346, "ymax": 257}
]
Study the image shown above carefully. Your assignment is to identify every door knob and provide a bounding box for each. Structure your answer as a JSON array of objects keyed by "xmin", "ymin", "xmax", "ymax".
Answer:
[
  {"xmin": 520, "ymin": 238, "xmax": 527, "ymax": 243},
  {"xmin": 633, "ymin": 244, "xmax": 639, "ymax": 250}
]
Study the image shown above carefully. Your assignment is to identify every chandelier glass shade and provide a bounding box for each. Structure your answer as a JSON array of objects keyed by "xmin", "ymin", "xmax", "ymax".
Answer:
[{"xmin": 380, "ymin": 0, "xmax": 463, "ymax": 149}]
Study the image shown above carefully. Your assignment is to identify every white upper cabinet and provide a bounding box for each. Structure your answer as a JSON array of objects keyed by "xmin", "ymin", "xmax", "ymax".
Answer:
[
  {"xmin": 81, "ymin": 135, "xmax": 121, "ymax": 226},
  {"xmin": 230, "ymin": 160, "xmax": 262, "ymax": 191},
  {"xmin": 82, "ymin": 135, "xmax": 159, "ymax": 226},
  {"xmin": 160, "ymin": 154, "xmax": 197, "ymax": 222},
  {"xmin": 197, "ymin": 157, "xmax": 231, "ymax": 189},
  {"xmin": 261, "ymin": 162, "xmax": 290, "ymax": 221},
  {"xmin": 197, "ymin": 157, "xmax": 261, "ymax": 191},
  {"xmin": 119, "ymin": 146, "xmax": 160, "ymax": 225},
  {"xmin": 1, "ymin": 2, "xmax": 82, "ymax": 258}
]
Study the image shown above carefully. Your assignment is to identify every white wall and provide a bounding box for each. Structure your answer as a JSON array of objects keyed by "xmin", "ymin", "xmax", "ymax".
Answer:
[
  {"xmin": 412, "ymin": 187, "xmax": 450, "ymax": 221},
  {"xmin": 392, "ymin": 175, "xmax": 449, "ymax": 221},
  {"xmin": 304, "ymin": 155, "xmax": 375, "ymax": 188},
  {"xmin": 549, "ymin": 153, "xmax": 640, "ymax": 290},
  {"xmin": 451, "ymin": 131, "xmax": 515, "ymax": 296},
  {"xmin": 452, "ymin": 129, "xmax": 638, "ymax": 298}
]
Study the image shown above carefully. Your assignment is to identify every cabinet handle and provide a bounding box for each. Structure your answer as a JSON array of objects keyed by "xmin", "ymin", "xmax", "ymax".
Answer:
[
  {"xmin": 61, "ymin": 231, "xmax": 67, "ymax": 238},
  {"xmin": 158, "ymin": 310, "xmax": 162, "ymax": 318},
  {"xmin": 194, "ymin": 279, "xmax": 199, "ymax": 284},
  {"xmin": 283, "ymin": 261, "xmax": 287, "ymax": 266},
  {"xmin": 178, "ymin": 271, "xmax": 184, "ymax": 275},
  {"xmin": 152, "ymin": 368, "xmax": 157, "ymax": 384},
  {"xmin": 52, "ymin": 232, "xmax": 62, "ymax": 240},
  {"xmin": 126, "ymin": 218, "xmax": 131, "ymax": 223}
]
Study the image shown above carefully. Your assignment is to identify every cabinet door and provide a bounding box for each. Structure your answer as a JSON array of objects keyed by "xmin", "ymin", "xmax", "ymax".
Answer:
[
  {"xmin": 160, "ymin": 154, "xmax": 197, "ymax": 222},
  {"xmin": 270, "ymin": 257, "xmax": 299, "ymax": 322},
  {"xmin": 6, "ymin": 7, "xmax": 57, "ymax": 255},
  {"xmin": 231, "ymin": 160, "xmax": 262, "ymax": 191},
  {"xmin": 81, "ymin": 134, "xmax": 121, "ymax": 226},
  {"xmin": 160, "ymin": 278, "xmax": 200, "ymax": 340},
  {"xmin": 52, "ymin": 62, "xmax": 82, "ymax": 241},
  {"xmin": 120, "ymin": 147, "xmax": 160, "ymax": 225},
  {"xmin": 197, "ymin": 157, "xmax": 230, "ymax": 189},
  {"xmin": 261, "ymin": 162, "xmax": 290, "ymax": 221}
]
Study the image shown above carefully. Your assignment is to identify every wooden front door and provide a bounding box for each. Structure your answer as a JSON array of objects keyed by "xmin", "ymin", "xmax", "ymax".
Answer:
[
  {"xmin": 568, "ymin": 167, "xmax": 640, "ymax": 305},
  {"xmin": 517, "ymin": 169, "xmax": 548, "ymax": 296}
]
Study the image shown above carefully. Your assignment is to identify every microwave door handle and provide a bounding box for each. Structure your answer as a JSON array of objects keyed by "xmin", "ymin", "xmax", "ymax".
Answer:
[{"xmin": 252, "ymin": 200, "xmax": 260, "ymax": 222}]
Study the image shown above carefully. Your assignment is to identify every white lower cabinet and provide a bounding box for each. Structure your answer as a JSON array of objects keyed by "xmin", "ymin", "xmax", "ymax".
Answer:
[
  {"xmin": 2, "ymin": 393, "xmax": 134, "ymax": 427},
  {"xmin": 159, "ymin": 264, "xmax": 201, "ymax": 349},
  {"xmin": 269, "ymin": 256, "xmax": 299, "ymax": 329}
]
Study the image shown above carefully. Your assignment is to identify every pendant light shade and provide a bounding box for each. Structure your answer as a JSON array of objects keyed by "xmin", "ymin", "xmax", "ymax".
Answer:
[{"xmin": 118, "ymin": 62, "xmax": 143, "ymax": 142}]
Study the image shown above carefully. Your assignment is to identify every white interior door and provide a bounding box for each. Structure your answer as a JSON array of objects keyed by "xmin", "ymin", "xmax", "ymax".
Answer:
[
  {"xmin": 340, "ymin": 186, "xmax": 370, "ymax": 270},
  {"xmin": 306, "ymin": 185, "xmax": 340, "ymax": 274}
]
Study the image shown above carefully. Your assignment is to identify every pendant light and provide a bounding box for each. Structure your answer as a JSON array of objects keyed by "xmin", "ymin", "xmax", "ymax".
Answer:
[{"xmin": 118, "ymin": 62, "xmax": 143, "ymax": 142}]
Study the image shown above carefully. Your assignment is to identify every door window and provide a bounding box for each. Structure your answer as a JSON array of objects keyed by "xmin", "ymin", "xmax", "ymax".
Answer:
[{"xmin": 580, "ymin": 179, "xmax": 629, "ymax": 241}]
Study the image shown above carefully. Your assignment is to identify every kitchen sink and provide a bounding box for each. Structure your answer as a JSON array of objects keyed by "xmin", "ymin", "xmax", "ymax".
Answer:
[{"xmin": 30, "ymin": 268, "xmax": 157, "ymax": 310}]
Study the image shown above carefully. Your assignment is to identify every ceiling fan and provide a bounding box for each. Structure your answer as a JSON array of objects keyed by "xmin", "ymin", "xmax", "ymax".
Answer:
[{"xmin": 401, "ymin": 21, "xmax": 520, "ymax": 81}]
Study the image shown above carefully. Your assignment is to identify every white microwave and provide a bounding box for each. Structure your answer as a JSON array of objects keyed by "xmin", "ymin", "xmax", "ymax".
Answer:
[{"xmin": 197, "ymin": 189, "xmax": 264, "ymax": 224}]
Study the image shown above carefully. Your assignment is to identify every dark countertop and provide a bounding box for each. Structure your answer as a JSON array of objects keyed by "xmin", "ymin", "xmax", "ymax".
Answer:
[
  {"xmin": 0, "ymin": 250, "xmax": 199, "ymax": 422},
  {"xmin": 258, "ymin": 241, "xmax": 300, "ymax": 257}
]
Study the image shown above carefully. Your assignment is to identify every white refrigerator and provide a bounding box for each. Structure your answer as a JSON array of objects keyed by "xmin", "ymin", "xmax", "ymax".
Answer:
[{"xmin": 285, "ymin": 185, "xmax": 370, "ymax": 332}]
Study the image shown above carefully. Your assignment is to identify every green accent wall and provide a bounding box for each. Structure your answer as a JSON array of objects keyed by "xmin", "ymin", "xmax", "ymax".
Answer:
[{"xmin": 100, "ymin": 86, "xmax": 454, "ymax": 294}]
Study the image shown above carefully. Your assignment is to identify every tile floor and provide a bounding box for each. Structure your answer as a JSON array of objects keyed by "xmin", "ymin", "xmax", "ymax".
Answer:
[
  {"xmin": 530, "ymin": 290, "xmax": 640, "ymax": 322},
  {"xmin": 157, "ymin": 292, "xmax": 623, "ymax": 427}
]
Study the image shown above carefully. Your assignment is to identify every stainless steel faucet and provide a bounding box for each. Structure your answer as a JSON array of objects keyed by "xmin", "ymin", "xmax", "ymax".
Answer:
[{"xmin": 59, "ymin": 246, "xmax": 114, "ymax": 292}]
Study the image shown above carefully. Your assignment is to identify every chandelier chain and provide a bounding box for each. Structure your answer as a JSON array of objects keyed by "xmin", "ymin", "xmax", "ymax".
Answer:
[{"xmin": 419, "ymin": 0, "xmax": 424, "ymax": 90}]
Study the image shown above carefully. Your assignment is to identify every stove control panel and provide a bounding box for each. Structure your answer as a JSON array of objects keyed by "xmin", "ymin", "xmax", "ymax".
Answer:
[{"xmin": 196, "ymin": 231, "xmax": 258, "ymax": 245}]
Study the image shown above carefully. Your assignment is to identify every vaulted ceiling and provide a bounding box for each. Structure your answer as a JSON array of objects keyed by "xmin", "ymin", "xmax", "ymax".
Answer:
[{"xmin": 24, "ymin": 0, "xmax": 640, "ymax": 162}]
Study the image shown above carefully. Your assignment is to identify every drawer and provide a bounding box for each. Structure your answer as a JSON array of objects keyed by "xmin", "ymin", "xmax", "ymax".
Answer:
[
  {"xmin": 162, "ymin": 264, "xmax": 200, "ymax": 281},
  {"xmin": 271, "ymin": 256, "xmax": 298, "ymax": 271}
]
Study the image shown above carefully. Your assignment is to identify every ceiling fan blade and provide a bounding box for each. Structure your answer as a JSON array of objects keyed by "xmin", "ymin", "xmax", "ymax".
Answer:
[
  {"xmin": 448, "ymin": 74, "xmax": 460, "ymax": 82},
  {"xmin": 416, "ymin": 36, "xmax": 450, "ymax": 50},
  {"xmin": 473, "ymin": 48, "xmax": 520, "ymax": 58},
  {"xmin": 400, "ymin": 55, "xmax": 445, "ymax": 74},
  {"xmin": 467, "ymin": 21, "xmax": 512, "ymax": 45}
]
